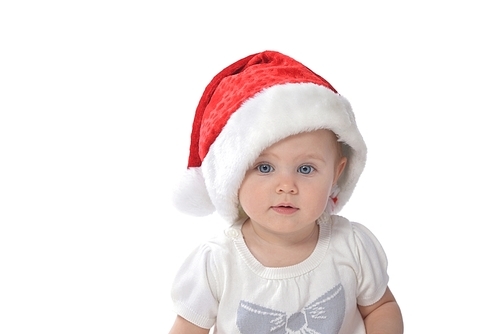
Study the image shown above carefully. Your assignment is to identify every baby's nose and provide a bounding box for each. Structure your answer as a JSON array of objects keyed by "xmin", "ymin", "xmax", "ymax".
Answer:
[{"xmin": 276, "ymin": 175, "xmax": 298, "ymax": 194}]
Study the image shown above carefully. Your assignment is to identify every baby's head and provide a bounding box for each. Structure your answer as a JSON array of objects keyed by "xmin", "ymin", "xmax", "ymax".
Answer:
[
  {"xmin": 173, "ymin": 51, "xmax": 366, "ymax": 223},
  {"xmin": 238, "ymin": 129, "xmax": 347, "ymax": 225}
]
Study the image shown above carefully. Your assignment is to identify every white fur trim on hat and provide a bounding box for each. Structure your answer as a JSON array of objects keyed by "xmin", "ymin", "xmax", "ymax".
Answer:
[{"xmin": 171, "ymin": 167, "xmax": 215, "ymax": 216}]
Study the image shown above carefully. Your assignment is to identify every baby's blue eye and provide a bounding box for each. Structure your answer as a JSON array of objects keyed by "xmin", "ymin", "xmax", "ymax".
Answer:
[
  {"xmin": 298, "ymin": 165, "xmax": 314, "ymax": 174},
  {"xmin": 257, "ymin": 164, "xmax": 273, "ymax": 173}
]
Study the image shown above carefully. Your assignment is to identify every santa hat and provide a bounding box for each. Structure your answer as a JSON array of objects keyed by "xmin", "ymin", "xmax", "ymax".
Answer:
[{"xmin": 173, "ymin": 51, "xmax": 367, "ymax": 223}]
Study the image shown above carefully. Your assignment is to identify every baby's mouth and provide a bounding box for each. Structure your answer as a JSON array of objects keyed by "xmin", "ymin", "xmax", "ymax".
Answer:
[{"xmin": 271, "ymin": 204, "xmax": 299, "ymax": 214}]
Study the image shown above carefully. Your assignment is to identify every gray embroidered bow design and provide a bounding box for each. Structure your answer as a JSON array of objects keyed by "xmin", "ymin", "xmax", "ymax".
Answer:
[{"xmin": 236, "ymin": 284, "xmax": 345, "ymax": 334}]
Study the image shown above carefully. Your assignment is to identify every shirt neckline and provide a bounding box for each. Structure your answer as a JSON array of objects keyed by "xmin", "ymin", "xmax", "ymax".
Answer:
[{"xmin": 226, "ymin": 214, "xmax": 333, "ymax": 279}]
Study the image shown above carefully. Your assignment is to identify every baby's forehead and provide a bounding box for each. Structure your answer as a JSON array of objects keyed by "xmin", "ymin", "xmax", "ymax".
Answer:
[{"xmin": 256, "ymin": 129, "xmax": 341, "ymax": 156}]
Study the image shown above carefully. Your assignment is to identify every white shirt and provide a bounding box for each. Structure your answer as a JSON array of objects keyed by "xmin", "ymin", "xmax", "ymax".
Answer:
[{"xmin": 171, "ymin": 214, "xmax": 389, "ymax": 334}]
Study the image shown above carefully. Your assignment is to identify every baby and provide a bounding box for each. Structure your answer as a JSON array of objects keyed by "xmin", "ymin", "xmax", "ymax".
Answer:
[{"xmin": 169, "ymin": 51, "xmax": 403, "ymax": 334}]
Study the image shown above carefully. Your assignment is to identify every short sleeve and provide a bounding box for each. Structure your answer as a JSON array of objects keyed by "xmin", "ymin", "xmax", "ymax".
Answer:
[
  {"xmin": 352, "ymin": 222, "xmax": 389, "ymax": 306},
  {"xmin": 171, "ymin": 244, "xmax": 219, "ymax": 329}
]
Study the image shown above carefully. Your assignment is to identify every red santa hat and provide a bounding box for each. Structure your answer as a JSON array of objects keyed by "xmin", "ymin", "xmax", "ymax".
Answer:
[{"xmin": 173, "ymin": 51, "xmax": 367, "ymax": 223}]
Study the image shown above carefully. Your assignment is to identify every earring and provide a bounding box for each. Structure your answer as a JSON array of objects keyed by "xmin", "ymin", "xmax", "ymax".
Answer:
[{"xmin": 326, "ymin": 184, "xmax": 340, "ymax": 215}]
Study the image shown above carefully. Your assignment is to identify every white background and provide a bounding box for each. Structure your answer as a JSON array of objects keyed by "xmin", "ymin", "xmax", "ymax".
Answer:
[{"xmin": 1, "ymin": 1, "xmax": 499, "ymax": 333}]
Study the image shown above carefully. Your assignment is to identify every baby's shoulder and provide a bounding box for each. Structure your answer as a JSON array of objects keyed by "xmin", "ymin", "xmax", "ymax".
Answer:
[
  {"xmin": 328, "ymin": 214, "xmax": 363, "ymax": 237},
  {"xmin": 327, "ymin": 215, "xmax": 384, "ymax": 251},
  {"xmin": 186, "ymin": 226, "xmax": 239, "ymax": 262}
]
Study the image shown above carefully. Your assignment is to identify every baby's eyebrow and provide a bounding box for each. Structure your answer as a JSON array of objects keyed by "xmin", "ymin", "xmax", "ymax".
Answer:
[
  {"xmin": 256, "ymin": 152, "xmax": 278, "ymax": 160},
  {"xmin": 300, "ymin": 154, "xmax": 327, "ymax": 163},
  {"xmin": 256, "ymin": 152, "xmax": 327, "ymax": 163}
]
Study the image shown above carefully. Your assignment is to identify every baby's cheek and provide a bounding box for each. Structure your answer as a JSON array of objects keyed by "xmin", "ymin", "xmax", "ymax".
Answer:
[{"xmin": 308, "ymin": 188, "xmax": 330, "ymax": 210}]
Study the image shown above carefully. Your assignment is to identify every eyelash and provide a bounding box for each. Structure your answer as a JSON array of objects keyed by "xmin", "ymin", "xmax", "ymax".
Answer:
[
  {"xmin": 256, "ymin": 163, "xmax": 274, "ymax": 173},
  {"xmin": 255, "ymin": 164, "xmax": 316, "ymax": 175},
  {"xmin": 298, "ymin": 165, "xmax": 315, "ymax": 175}
]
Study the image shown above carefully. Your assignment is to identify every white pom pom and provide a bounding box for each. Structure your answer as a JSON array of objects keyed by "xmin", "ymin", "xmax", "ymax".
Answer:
[{"xmin": 171, "ymin": 167, "xmax": 215, "ymax": 216}]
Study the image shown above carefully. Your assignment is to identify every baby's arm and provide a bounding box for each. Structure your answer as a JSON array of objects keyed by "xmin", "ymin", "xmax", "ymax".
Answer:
[
  {"xmin": 168, "ymin": 315, "xmax": 210, "ymax": 334},
  {"xmin": 358, "ymin": 287, "xmax": 403, "ymax": 334}
]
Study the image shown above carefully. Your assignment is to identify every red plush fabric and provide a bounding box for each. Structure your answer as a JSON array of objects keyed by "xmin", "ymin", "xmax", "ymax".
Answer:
[{"xmin": 187, "ymin": 51, "xmax": 337, "ymax": 168}]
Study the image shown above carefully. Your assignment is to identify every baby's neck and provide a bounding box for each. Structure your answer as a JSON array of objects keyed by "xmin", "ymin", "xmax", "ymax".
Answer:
[{"xmin": 241, "ymin": 219, "xmax": 319, "ymax": 267}]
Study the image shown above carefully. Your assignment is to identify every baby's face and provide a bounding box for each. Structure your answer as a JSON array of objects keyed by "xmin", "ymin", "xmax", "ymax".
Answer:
[{"xmin": 238, "ymin": 130, "xmax": 346, "ymax": 233}]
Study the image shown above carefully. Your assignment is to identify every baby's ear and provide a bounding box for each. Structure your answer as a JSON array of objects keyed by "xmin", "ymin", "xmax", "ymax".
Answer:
[{"xmin": 334, "ymin": 156, "xmax": 348, "ymax": 184}]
